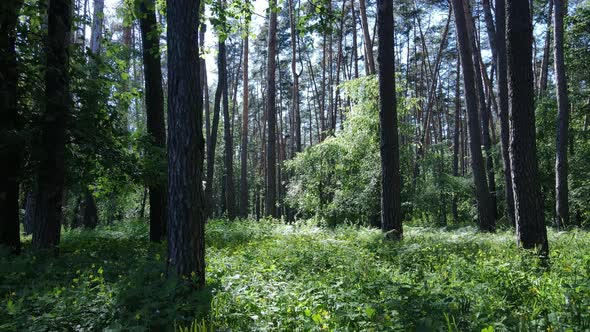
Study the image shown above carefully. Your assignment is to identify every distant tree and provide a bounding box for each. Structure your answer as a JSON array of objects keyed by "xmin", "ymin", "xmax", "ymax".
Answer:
[
  {"xmin": 377, "ymin": 0, "xmax": 402, "ymax": 239},
  {"xmin": 137, "ymin": 0, "xmax": 167, "ymax": 241},
  {"xmin": 33, "ymin": 0, "xmax": 72, "ymax": 249},
  {"xmin": 0, "ymin": 0, "xmax": 24, "ymax": 254},
  {"xmin": 240, "ymin": 32, "xmax": 249, "ymax": 218},
  {"xmin": 89, "ymin": 0, "xmax": 104, "ymax": 55},
  {"xmin": 166, "ymin": 0, "xmax": 206, "ymax": 281},
  {"xmin": 506, "ymin": 0, "xmax": 549, "ymax": 254}
]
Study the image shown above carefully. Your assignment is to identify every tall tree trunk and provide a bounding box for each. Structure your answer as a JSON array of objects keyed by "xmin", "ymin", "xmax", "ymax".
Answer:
[
  {"xmin": 265, "ymin": 0, "xmax": 278, "ymax": 218},
  {"xmin": 82, "ymin": 189, "xmax": 98, "ymax": 229},
  {"xmin": 166, "ymin": 0, "xmax": 206, "ymax": 282},
  {"xmin": 351, "ymin": 0, "xmax": 359, "ymax": 79},
  {"xmin": 451, "ymin": 0, "xmax": 495, "ymax": 232},
  {"xmin": 452, "ymin": 59, "xmax": 461, "ymax": 224},
  {"xmin": 240, "ymin": 34, "xmax": 249, "ymax": 218},
  {"xmin": 538, "ymin": 0, "xmax": 553, "ymax": 95},
  {"xmin": 506, "ymin": 0, "xmax": 549, "ymax": 255},
  {"xmin": 222, "ymin": 34, "xmax": 236, "ymax": 220},
  {"xmin": 205, "ymin": 39, "xmax": 225, "ymax": 216},
  {"xmin": 377, "ymin": 0, "xmax": 402, "ymax": 239},
  {"xmin": 495, "ymin": 0, "xmax": 515, "ymax": 226},
  {"xmin": 464, "ymin": 0, "xmax": 497, "ymax": 222},
  {"xmin": 33, "ymin": 0, "xmax": 71, "ymax": 250},
  {"xmin": 89, "ymin": 0, "xmax": 104, "ymax": 54},
  {"xmin": 359, "ymin": 0, "xmax": 375, "ymax": 74},
  {"xmin": 0, "ymin": 0, "xmax": 23, "ymax": 254},
  {"xmin": 553, "ymin": 0, "xmax": 569, "ymax": 229},
  {"xmin": 289, "ymin": 0, "xmax": 301, "ymax": 154},
  {"xmin": 138, "ymin": 0, "xmax": 167, "ymax": 242}
]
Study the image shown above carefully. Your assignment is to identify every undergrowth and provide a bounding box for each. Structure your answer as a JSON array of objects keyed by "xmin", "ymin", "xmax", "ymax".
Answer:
[{"xmin": 1, "ymin": 219, "xmax": 589, "ymax": 331}]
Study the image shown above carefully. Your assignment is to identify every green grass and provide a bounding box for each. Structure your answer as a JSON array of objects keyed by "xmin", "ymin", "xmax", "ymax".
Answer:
[{"xmin": 1, "ymin": 219, "xmax": 590, "ymax": 331}]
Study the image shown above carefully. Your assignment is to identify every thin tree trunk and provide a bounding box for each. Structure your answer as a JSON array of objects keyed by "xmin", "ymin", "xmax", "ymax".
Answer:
[
  {"xmin": 377, "ymin": 0, "xmax": 402, "ymax": 239},
  {"xmin": 359, "ymin": 0, "xmax": 375, "ymax": 74},
  {"xmin": 538, "ymin": 0, "xmax": 553, "ymax": 95},
  {"xmin": 553, "ymin": 0, "xmax": 569, "ymax": 228},
  {"xmin": 451, "ymin": 0, "xmax": 495, "ymax": 232},
  {"xmin": 351, "ymin": 0, "xmax": 359, "ymax": 79},
  {"xmin": 265, "ymin": 0, "xmax": 278, "ymax": 218},
  {"xmin": 166, "ymin": 0, "xmax": 206, "ymax": 281},
  {"xmin": 452, "ymin": 59, "xmax": 461, "ymax": 224},
  {"xmin": 0, "ymin": 0, "xmax": 23, "ymax": 254},
  {"xmin": 506, "ymin": 0, "xmax": 549, "ymax": 255},
  {"xmin": 289, "ymin": 0, "xmax": 301, "ymax": 154},
  {"xmin": 495, "ymin": 0, "xmax": 515, "ymax": 226},
  {"xmin": 240, "ymin": 34, "xmax": 249, "ymax": 218},
  {"xmin": 222, "ymin": 24, "xmax": 236, "ymax": 219},
  {"xmin": 138, "ymin": 0, "xmax": 167, "ymax": 242}
]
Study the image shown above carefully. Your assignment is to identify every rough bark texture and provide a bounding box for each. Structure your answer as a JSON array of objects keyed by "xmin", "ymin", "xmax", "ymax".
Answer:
[
  {"xmin": 138, "ymin": 0, "xmax": 167, "ymax": 242},
  {"xmin": 451, "ymin": 0, "xmax": 495, "ymax": 232},
  {"xmin": 240, "ymin": 35, "xmax": 249, "ymax": 218},
  {"xmin": 495, "ymin": 0, "xmax": 515, "ymax": 226},
  {"xmin": 377, "ymin": 0, "xmax": 402, "ymax": 239},
  {"xmin": 506, "ymin": 0, "xmax": 549, "ymax": 255},
  {"xmin": 0, "ymin": 0, "xmax": 23, "ymax": 254},
  {"xmin": 265, "ymin": 0, "xmax": 278, "ymax": 218},
  {"xmin": 166, "ymin": 0, "xmax": 206, "ymax": 282},
  {"xmin": 33, "ymin": 0, "xmax": 71, "ymax": 250},
  {"xmin": 553, "ymin": 0, "xmax": 569, "ymax": 229},
  {"xmin": 89, "ymin": 0, "xmax": 104, "ymax": 54}
]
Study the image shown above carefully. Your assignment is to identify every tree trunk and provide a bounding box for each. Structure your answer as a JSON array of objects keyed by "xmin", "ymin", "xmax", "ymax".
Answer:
[
  {"xmin": 451, "ymin": 0, "xmax": 495, "ymax": 232},
  {"xmin": 495, "ymin": 0, "xmax": 515, "ymax": 226},
  {"xmin": 265, "ymin": 0, "xmax": 278, "ymax": 218},
  {"xmin": 359, "ymin": 0, "xmax": 375, "ymax": 74},
  {"xmin": 452, "ymin": 59, "xmax": 461, "ymax": 224},
  {"xmin": 538, "ymin": 0, "xmax": 553, "ymax": 95},
  {"xmin": 137, "ymin": 0, "xmax": 167, "ymax": 242},
  {"xmin": 0, "ymin": 0, "xmax": 23, "ymax": 254},
  {"xmin": 553, "ymin": 0, "xmax": 569, "ymax": 229},
  {"xmin": 222, "ymin": 32, "xmax": 236, "ymax": 220},
  {"xmin": 377, "ymin": 0, "xmax": 402, "ymax": 239},
  {"xmin": 82, "ymin": 189, "xmax": 98, "ymax": 229},
  {"xmin": 351, "ymin": 0, "xmax": 359, "ymax": 79},
  {"xmin": 205, "ymin": 39, "xmax": 225, "ymax": 217},
  {"xmin": 289, "ymin": 0, "xmax": 301, "ymax": 154},
  {"xmin": 240, "ymin": 34, "xmax": 249, "ymax": 218},
  {"xmin": 33, "ymin": 0, "xmax": 71, "ymax": 250},
  {"xmin": 506, "ymin": 0, "xmax": 549, "ymax": 255},
  {"xmin": 89, "ymin": 0, "xmax": 104, "ymax": 55},
  {"xmin": 166, "ymin": 0, "xmax": 206, "ymax": 282}
]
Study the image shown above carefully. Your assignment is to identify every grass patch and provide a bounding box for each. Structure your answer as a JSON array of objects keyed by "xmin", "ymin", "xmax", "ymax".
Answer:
[{"xmin": 1, "ymin": 219, "xmax": 590, "ymax": 331}]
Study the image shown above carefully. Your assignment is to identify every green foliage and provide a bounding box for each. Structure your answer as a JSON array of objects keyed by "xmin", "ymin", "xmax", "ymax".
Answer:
[{"xmin": 4, "ymin": 220, "xmax": 590, "ymax": 331}]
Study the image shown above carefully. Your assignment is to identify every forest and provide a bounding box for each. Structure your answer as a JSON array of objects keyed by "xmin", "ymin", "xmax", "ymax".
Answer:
[{"xmin": 1, "ymin": 0, "xmax": 590, "ymax": 329}]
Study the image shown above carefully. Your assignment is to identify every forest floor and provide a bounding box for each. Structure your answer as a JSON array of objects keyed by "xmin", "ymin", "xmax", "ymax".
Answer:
[{"xmin": 1, "ymin": 219, "xmax": 590, "ymax": 331}]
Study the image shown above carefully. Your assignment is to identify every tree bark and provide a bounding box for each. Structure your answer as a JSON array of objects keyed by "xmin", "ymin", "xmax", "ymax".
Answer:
[
  {"xmin": 351, "ymin": 0, "xmax": 359, "ymax": 79},
  {"xmin": 452, "ymin": 59, "xmax": 461, "ymax": 224},
  {"xmin": 0, "ymin": 0, "xmax": 23, "ymax": 254},
  {"xmin": 89, "ymin": 0, "xmax": 104, "ymax": 55},
  {"xmin": 506, "ymin": 0, "xmax": 549, "ymax": 255},
  {"xmin": 377, "ymin": 0, "xmax": 402, "ymax": 239},
  {"xmin": 166, "ymin": 0, "xmax": 206, "ymax": 282},
  {"xmin": 33, "ymin": 0, "xmax": 71, "ymax": 250},
  {"xmin": 289, "ymin": 0, "xmax": 301, "ymax": 154},
  {"xmin": 495, "ymin": 0, "xmax": 515, "ymax": 226},
  {"xmin": 137, "ymin": 0, "xmax": 167, "ymax": 242},
  {"xmin": 240, "ymin": 34, "xmax": 249, "ymax": 218},
  {"xmin": 82, "ymin": 189, "xmax": 98, "ymax": 229},
  {"xmin": 451, "ymin": 0, "xmax": 495, "ymax": 232},
  {"xmin": 265, "ymin": 0, "xmax": 278, "ymax": 218},
  {"xmin": 553, "ymin": 0, "xmax": 569, "ymax": 229}
]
